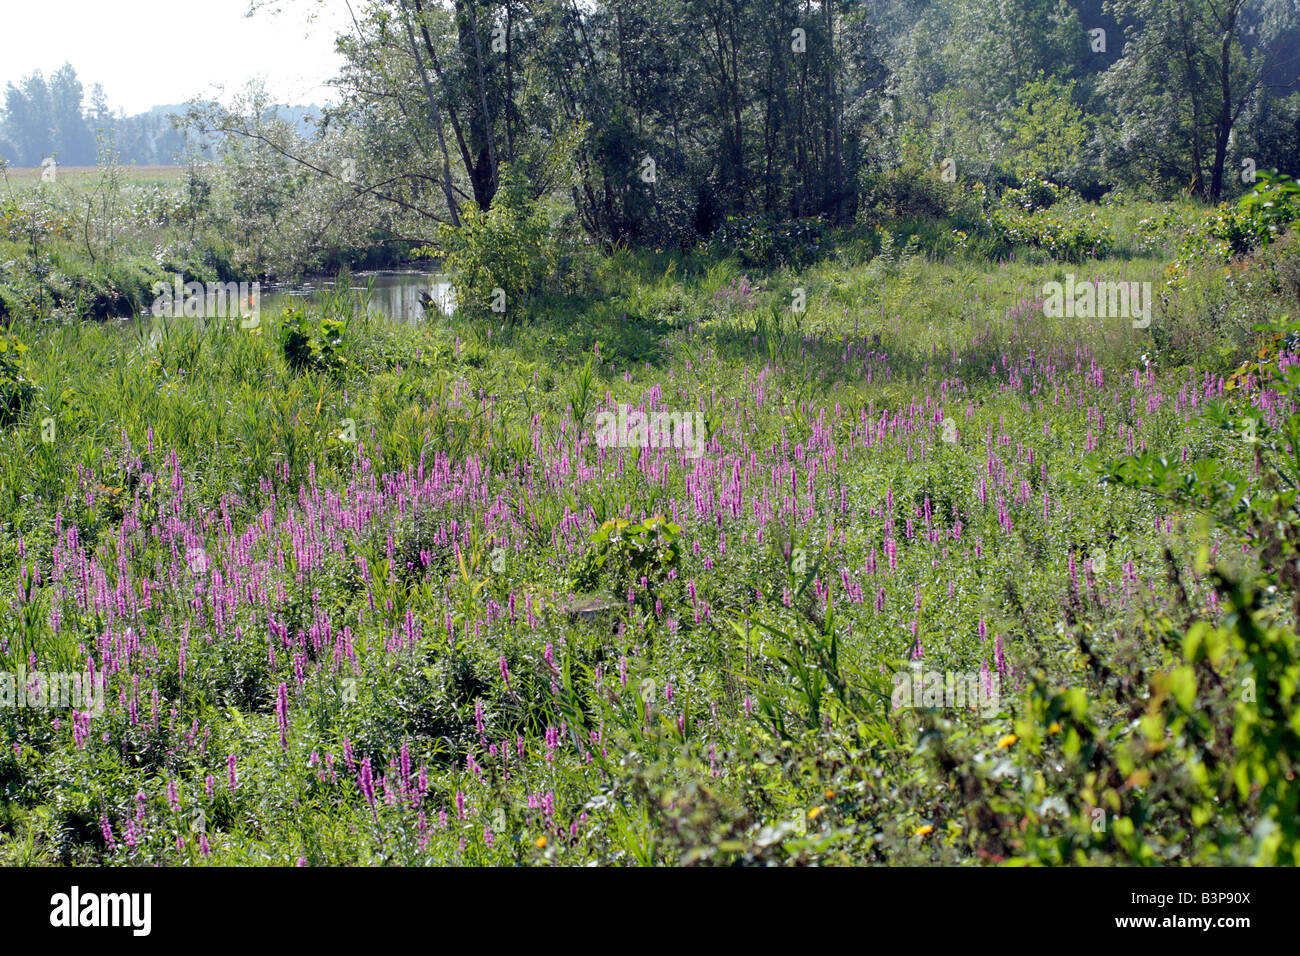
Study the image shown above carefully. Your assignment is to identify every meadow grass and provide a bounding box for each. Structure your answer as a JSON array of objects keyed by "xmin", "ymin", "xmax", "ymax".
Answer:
[
  {"xmin": 0, "ymin": 216, "xmax": 1294, "ymax": 864},
  {"xmin": 2, "ymin": 165, "xmax": 186, "ymax": 191}
]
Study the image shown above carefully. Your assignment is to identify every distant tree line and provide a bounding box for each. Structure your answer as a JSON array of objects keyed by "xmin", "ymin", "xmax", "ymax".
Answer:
[
  {"xmin": 0, "ymin": 63, "xmax": 320, "ymax": 168},
  {"xmin": 14, "ymin": 0, "xmax": 1297, "ymax": 252},
  {"xmin": 0, "ymin": 64, "xmax": 182, "ymax": 166}
]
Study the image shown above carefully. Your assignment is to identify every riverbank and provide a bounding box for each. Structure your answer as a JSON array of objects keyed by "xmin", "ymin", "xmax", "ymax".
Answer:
[{"xmin": 0, "ymin": 162, "xmax": 427, "ymax": 320}]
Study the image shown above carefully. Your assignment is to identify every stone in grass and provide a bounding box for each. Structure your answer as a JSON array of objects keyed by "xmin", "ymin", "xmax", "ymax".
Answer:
[{"xmin": 561, "ymin": 592, "xmax": 624, "ymax": 624}]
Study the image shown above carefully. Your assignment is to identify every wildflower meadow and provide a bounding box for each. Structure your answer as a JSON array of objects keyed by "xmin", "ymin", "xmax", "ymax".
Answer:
[{"xmin": 1, "ymin": 1, "xmax": 1299, "ymax": 894}]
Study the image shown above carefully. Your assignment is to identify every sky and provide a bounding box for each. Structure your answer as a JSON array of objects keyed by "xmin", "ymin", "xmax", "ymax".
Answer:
[{"xmin": 0, "ymin": 0, "xmax": 355, "ymax": 114}]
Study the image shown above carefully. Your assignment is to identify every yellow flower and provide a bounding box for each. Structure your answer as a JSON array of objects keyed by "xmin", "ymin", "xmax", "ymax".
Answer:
[
  {"xmin": 914, "ymin": 825, "xmax": 934, "ymax": 837},
  {"xmin": 535, "ymin": 836, "xmax": 547, "ymax": 849},
  {"xmin": 1047, "ymin": 722, "xmax": 1061, "ymax": 734},
  {"xmin": 807, "ymin": 806, "xmax": 824, "ymax": 820},
  {"xmin": 996, "ymin": 733, "xmax": 1018, "ymax": 749}
]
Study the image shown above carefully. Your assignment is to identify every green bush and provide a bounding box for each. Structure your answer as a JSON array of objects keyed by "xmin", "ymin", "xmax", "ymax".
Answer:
[
  {"xmin": 998, "ymin": 175, "xmax": 1071, "ymax": 213},
  {"xmin": 905, "ymin": 576, "xmax": 1300, "ymax": 865},
  {"xmin": 1210, "ymin": 170, "xmax": 1300, "ymax": 255},
  {"xmin": 1003, "ymin": 75, "xmax": 1091, "ymax": 188},
  {"xmin": 0, "ymin": 333, "xmax": 33, "ymax": 426},
  {"xmin": 858, "ymin": 164, "xmax": 977, "ymax": 224},
  {"xmin": 1164, "ymin": 172, "xmax": 1300, "ymax": 284},
  {"xmin": 986, "ymin": 204, "xmax": 1114, "ymax": 261},
  {"xmin": 436, "ymin": 169, "xmax": 554, "ymax": 320},
  {"xmin": 278, "ymin": 308, "xmax": 347, "ymax": 376},
  {"xmin": 706, "ymin": 214, "xmax": 827, "ymax": 270},
  {"xmin": 575, "ymin": 515, "xmax": 683, "ymax": 597}
]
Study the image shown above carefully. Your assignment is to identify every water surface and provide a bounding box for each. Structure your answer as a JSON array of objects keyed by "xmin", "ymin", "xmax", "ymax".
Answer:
[
  {"xmin": 260, "ymin": 270, "xmax": 454, "ymax": 320},
  {"xmin": 137, "ymin": 269, "xmax": 454, "ymax": 323}
]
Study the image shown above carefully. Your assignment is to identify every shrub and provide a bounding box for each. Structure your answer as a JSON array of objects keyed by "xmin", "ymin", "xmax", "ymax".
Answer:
[
  {"xmin": 998, "ymin": 175, "xmax": 1071, "ymax": 213},
  {"xmin": 575, "ymin": 515, "xmax": 682, "ymax": 597},
  {"xmin": 0, "ymin": 333, "xmax": 33, "ymax": 426},
  {"xmin": 1162, "ymin": 172, "xmax": 1300, "ymax": 288},
  {"xmin": 858, "ymin": 165, "xmax": 975, "ymax": 223},
  {"xmin": 706, "ymin": 215, "xmax": 826, "ymax": 270},
  {"xmin": 1209, "ymin": 170, "xmax": 1300, "ymax": 255},
  {"xmin": 1003, "ymin": 75, "xmax": 1091, "ymax": 188},
  {"xmin": 1249, "ymin": 228, "xmax": 1300, "ymax": 303},
  {"xmin": 278, "ymin": 308, "xmax": 347, "ymax": 376},
  {"xmin": 985, "ymin": 204, "xmax": 1114, "ymax": 261},
  {"xmin": 436, "ymin": 168, "xmax": 554, "ymax": 321}
]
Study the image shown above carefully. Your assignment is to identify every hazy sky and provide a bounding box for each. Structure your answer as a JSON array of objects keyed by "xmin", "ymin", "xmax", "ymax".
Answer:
[{"xmin": 0, "ymin": 0, "xmax": 354, "ymax": 114}]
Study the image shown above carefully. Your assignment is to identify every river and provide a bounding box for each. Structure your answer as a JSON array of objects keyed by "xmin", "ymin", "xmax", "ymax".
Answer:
[
  {"xmin": 135, "ymin": 269, "xmax": 455, "ymax": 323},
  {"xmin": 259, "ymin": 269, "xmax": 455, "ymax": 320}
]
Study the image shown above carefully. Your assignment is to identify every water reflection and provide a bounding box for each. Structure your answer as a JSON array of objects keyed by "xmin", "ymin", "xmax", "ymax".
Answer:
[{"xmin": 261, "ymin": 270, "xmax": 455, "ymax": 320}]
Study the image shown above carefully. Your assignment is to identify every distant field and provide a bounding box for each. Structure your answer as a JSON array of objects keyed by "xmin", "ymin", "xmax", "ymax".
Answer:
[{"xmin": 1, "ymin": 164, "xmax": 184, "ymax": 189}]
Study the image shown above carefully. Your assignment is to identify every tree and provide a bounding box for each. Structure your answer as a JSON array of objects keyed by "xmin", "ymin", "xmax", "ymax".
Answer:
[
  {"xmin": 50, "ymin": 64, "xmax": 95, "ymax": 165},
  {"xmin": 1100, "ymin": 0, "xmax": 1298, "ymax": 200},
  {"xmin": 1004, "ymin": 74, "xmax": 1091, "ymax": 185},
  {"xmin": 1, "ymin": 72, "xmax": 54, "ymax": 166}
]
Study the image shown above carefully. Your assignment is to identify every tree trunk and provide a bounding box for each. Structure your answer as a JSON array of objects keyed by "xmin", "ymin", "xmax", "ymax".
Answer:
[
  {"xmin": 460, "ymin": 0, "xmax": 499, "ymax": 208},
  {"xmin": 400, "ymin": 0, "xmax": 460, "ymax": 226}
]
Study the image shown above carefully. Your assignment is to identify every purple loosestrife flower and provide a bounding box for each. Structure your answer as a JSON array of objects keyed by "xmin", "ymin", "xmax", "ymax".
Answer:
[
  {"xmin": 276, "ymin": 682, "xmax": 289, "ymax": 749},
  {"xmin": 545, "ymin": 725, "xmax": 559, "ymax": 761},
  {"xmin": 358, "ymin": 758, "xmax": 376, "ymax": 807},
  {"xmin": 228, "ymin": 754, "xmax": 237, "ymax": 791}
]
